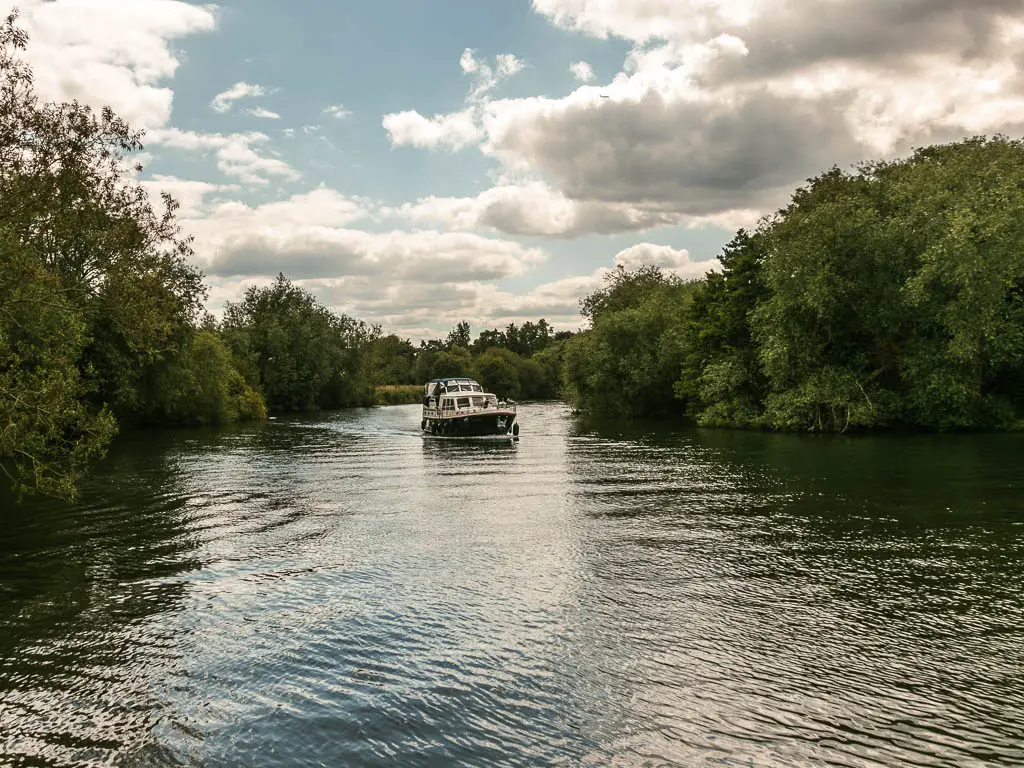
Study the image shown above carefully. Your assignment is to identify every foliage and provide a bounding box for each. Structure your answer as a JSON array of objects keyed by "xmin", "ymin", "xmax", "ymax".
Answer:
[
  {"xmin": 390, "ymin": 318, "xmax": 570, "ymax": 400},
  {"xmin": 753, "ymin": 137, "xmax": 1024, "ymax": 431},
  {"xmin": 365, "ymin": 334, "xmax": 417, "ymax": 386},
  {"xmin": 0, "ymin": 12, "xmax": 234, "ymax": 499},
  {"xmin": 470, "ymin": 319, "xmax": 557, "ymax": 357},
  {"xmin": 140, "ymin": 330, "xmax": 267, "ymax": 425},
  {"xmin": 564, "ymin": 269, "xmax": 701, "ymax": 417},
  {"xmin": 222, "ymin": 274, "xmax": 378, "ymax": 412},
  {"xmin": 446, "ymin": 321, "xmax": 471, "ymax": 350},
  {"xmin": 673, "ymin": 229, "xmax": 769, "ymax": 427},
  {"xmin": 0, "ymin": 238, "xmax": 117, "ymax": 499},
  {"xmin": 373, "ymin": 385, "xmax": 423, "ymax": 406},
  {"xmin": 470, "ymin": 347, "xmax": 524, "ymax": 400}
]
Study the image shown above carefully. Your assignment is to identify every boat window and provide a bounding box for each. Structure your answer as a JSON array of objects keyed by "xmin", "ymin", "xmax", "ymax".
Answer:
[
  {"xmin": 471, "ymin": 385, "xmax": 482, "ymax": 392},
  {"xmin": 456, "ymin": 397, "xmax": 470, "ymax": 409},
  {"xmin": 471, "ymin": 396, "xmax": 485, "ymax": 406},
  {"xmin": 442, "ymin": 398, "xmax": 455, "ymax": 410},
  {"xmin": 457, "ymin": 384, "xmax": 469, "ymax": 391}
]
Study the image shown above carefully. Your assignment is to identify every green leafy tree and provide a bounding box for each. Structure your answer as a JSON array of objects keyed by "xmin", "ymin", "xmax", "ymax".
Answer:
[
  {"xmin": 365, "ymin": 334, "xmax": 417, "ymax": 385},
  {"xmin": 471, "ymin": 348, "xmax": 523, "ymax": 400},
  {"xmin": 0, "ymin": 239, "xmax": 117, "ymax": 498},
  {"xmin": 674, "ymin": 229, "xmax": 769, "ymax": 426},
  {"xmin": 141, "ymin": 330, "xmax": 267, "ymax": 425},
  {"xmin": 222, "ymin": 274, "xmax": 377, "ymax": 412},
  {"xmin": 752, "ymin": 138, "xmax": 1024, "ymax": 430},
  {"xmin": 446, "ymin": 321, "xmax": 471, "ymax": 350},
  {"xmin": 565, "ymin": 269, "xmax": 700, "ymax": 417}
]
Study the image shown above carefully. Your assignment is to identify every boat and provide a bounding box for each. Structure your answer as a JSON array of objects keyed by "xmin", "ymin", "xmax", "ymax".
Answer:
[{"xmin": 420, "ymin": 377, "xmax": 520, "ymax": 439}]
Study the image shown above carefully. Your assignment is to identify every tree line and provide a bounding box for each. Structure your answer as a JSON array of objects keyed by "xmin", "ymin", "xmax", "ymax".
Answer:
[
  {"xmin": 364, "ymin": 319, "xmax": 575, "ymax": 401},
  {"xmin": 564, "ymin": 136, "xmax": 1024, "ymax": 432}
]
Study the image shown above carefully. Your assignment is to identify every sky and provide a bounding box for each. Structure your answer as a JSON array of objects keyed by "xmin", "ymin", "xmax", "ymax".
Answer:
[{"xmin": 12, "ymin": 0, "xmax": 1024, "ymax": 339}]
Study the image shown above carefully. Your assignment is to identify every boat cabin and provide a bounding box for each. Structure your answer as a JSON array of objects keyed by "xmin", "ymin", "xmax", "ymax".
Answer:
[{"xmin": 423, "ymin": 377, "xmax": 502, "ymax": 415}]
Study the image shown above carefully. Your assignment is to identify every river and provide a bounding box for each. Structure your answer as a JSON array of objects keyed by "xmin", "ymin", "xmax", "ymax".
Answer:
[{"xmin": 1, "ymin": 403, "xmax": 1022, "ymax": 767}]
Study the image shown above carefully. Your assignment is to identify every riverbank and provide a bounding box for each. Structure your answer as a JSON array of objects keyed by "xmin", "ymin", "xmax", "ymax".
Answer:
[{"xmin": 373, "ymin": 385, "xmax": 422, "ymax": 405}]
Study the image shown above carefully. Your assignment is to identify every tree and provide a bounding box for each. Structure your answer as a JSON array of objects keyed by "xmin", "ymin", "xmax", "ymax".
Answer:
[
  {"xmin": 674, "ymin": 228, "xmax": 769, "ymax": 426},
  {"xmin": 140, "ymin": 330, "xmax": 267, "ymax": 425},
  {"xmin": 565, "ymin": 270, "xmax": 700, "ymax": 417},
  {"xmin": 580, "ymin": 265, "xmax": 668, "ymax": 322},
  {"xmin": 0, "ymin": 238, "xmax": 117, "ymax": 498},
  {"xmin": 222, "ymin": 274, "xmax": 377, "ymax": 412},
  {"xmin": 365, "ymin": 334, "xmax": 417, "ymax": 385},
  {"xmin": 446, "ymin": 321, "xmax": 471, "ymax": 350},
  {"xmin": 471, "ymin": 348, "xmax": 523, "ymax": 400}
]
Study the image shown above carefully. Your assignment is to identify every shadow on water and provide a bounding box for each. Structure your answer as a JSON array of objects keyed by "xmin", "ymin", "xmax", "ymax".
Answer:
[
  {"xmin": 561, "ymin": 412, "xmax": 1024, "ymax": 767},
  {"xmin": 0, "ymin": 427, "xmax": 215, "ymax": 765}
]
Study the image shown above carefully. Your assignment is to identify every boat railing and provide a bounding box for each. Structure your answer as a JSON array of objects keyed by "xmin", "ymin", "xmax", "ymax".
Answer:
[{"xmin": 423, "ymin": 399, "xmax": 516, "ymax": 418}]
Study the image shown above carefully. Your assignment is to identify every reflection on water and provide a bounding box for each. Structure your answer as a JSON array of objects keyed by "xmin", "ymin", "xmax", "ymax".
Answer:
[{"xmin": 1, "ymin": 404, "xmax": 1022, "ymax": 767}]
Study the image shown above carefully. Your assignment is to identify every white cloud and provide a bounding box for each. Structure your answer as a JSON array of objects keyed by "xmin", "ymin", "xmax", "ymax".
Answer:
[
  {"xmin": 139, "ymin": 174, "xmax": 237, "ymax": 218},
  {"xmin": 164, "ymin": 185, "xmax": 561, "ymax": 335},
  {"xmin": 388, "ymin": 182, "xmax": 685, "ymax": 237},
  {"xmin": 16, "ymin": 0, "xmax": 215, "ymax": 130},
  {"xmin": 495, "ymin": 53, "xmax": 524, "ymax": 79},
  {"xmin": 382, "ymin": 108, "xmax": 482, "ymax": 150},
  {"xmin": 613, "ymin": 243, "xmax": 720, "ymax": 280},
  {"xmin": 247, "ymin": 107, "xmax": 281, "ymax": 119},
  {"xmin": 531, "ymin": 0, "xmax": 758, "ymax": 44},
  {"xmin": 211, "ymin": 82, "xmax": 266, "ymax": 113},
  {"xmin": 146, "ymin": 128, "xmax": 301, "ymax": 186},
  {"xmin": 570, "ymin": 61, "xmax": 595, "ymax": 82},
  {"xmin": 324, "ymin": 104, "xmax": 352, "ymax": 120},
  {"xmin": 383, "ymin": 48, "xmax": 525, "ymax": 151},
  {"xmin": 173, "ymin": 186, "xmax": 542, "ymax": 283}
]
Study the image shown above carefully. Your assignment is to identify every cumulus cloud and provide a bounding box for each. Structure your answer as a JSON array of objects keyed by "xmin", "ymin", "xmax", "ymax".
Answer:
[
  {"xmin": 383, "ymin": 48, "xmax": 525, "ymax": 150},
  {"xmin": 15, "ymin": 0, "xmax": 215, "ymax": 130},
  {"xmin": 174, "ymin": 186, "xmax": 542, "ymax": 283},
  {"xmin": 162, "ymin": 185, "xmax": 564, "ymax": 336},
  {"xmin": 613, "ymin": 243, "xmax": 720, "ymax": 280},
  {"xmin": 211, "ymin": 82, "xmax": 266, "ymax": 113},
  {"xmin": 381, "ymin": 108, "xmax": 482, "ymax": 150},
  {"xmin": 146, "ymin": 128, "xmax": 301, "ymax": 186},
  {"xmin": 139, "ymin": 175, "xmax": 238, "ymax": 217},
  {"xmin": 570, "ymin": 61, "xmax": 595, "ymax": 82},
  {"xmin": 437, "ymin": 244, "xmax": 718, "ymax": 332}
]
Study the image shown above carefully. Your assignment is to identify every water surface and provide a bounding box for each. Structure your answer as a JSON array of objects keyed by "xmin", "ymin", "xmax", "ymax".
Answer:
[{"xmin": 1, "ymin": 403, "xmax": 1022, "ymax": 766}]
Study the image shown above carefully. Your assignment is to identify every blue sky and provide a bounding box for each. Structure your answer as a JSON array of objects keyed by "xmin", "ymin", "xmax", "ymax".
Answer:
[{"xmin": 15, "ymin": 0, "xmax": 1024, "ymax": 338}]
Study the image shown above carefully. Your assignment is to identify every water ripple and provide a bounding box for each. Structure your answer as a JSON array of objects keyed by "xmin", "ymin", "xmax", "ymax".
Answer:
[{"xmin": 1, "ymin": 405, "xmax": 1023, "ymax": 766}]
